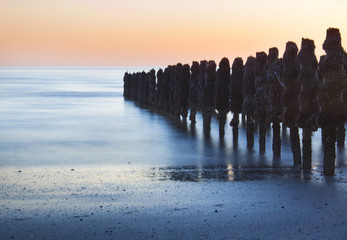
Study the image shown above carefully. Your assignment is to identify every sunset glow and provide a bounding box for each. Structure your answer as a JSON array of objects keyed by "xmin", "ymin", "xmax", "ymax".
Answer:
[{"xmin": 1, "ymin": 0, "xmax": 347, "ymax": 66}]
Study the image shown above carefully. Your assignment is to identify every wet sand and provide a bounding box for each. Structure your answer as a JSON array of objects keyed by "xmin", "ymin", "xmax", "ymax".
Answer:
[{"xmin": 1, "ymin": 166, "xmax": 347, "ymax": 239}]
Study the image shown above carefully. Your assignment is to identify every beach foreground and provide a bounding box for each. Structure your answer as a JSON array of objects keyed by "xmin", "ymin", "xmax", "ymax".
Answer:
[{"xmin": 1, "ymin": 167, "xmax": 347, "ymax": 240}]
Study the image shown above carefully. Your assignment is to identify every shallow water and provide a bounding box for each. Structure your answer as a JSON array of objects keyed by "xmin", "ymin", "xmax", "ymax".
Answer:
[{"xmin": 0, "ymin": 67, "xmax": 346, "ymax": 169}]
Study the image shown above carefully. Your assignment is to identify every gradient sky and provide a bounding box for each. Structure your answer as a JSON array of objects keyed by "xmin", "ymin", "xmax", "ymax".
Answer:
[{"xmin": 1, "ymin": 0, "xmax": 347, "ymax": 66}]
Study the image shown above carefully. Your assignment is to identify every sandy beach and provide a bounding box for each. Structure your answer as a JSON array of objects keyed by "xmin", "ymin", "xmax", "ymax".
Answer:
[
  {"xmin": 2, "ymin": 0, "xmax": 347, "ymax": 238},
  {"xmin": 1, "ymin": 166, "xmax": 346, "ymax": 240}
]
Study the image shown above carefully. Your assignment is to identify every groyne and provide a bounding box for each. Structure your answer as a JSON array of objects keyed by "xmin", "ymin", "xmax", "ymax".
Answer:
[{"xmin": 123, "ymin": 28, "xmax": 347, "ymax": 176}]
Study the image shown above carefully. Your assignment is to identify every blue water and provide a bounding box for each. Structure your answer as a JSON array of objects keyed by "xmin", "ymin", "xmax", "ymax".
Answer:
[{"xmin": 0, "ymin": 67, "xmax": 346, "ymax": 168}]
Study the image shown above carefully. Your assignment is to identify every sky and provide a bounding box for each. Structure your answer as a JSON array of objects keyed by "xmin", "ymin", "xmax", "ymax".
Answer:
[{"xmin": 1, "ymin": 0, "xmax": 347, "ymax": 66}]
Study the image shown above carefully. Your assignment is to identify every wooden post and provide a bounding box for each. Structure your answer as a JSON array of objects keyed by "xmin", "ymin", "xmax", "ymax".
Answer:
[
  {"xmin": 282, "ymin": 41, "xmax": 302, "ymax": 167},
  {"xmin": 255, "ymin": 52, "xmax": 268, "ymax": 153},
  {"xmin": 297, "ymin": 38, "xmax": 320, "ymax": 170},
  {"xmin": 203, "ymin": 61, "xmax": 216, "ymax": 132},
  {"xmin": 216, "ymin": 57, "xmax": 231, "ymax": 138},
  {"xmin": 267, "ymin": 47, "xmax": 283, "ymax": 157},
  {"xmin": 318, "ymin": 28, "xmax": 347, "ymax": 175},
  {"xmin": 230, "ymin": 57, "xmax": 244, "ymax": 144},
  {"xmin": 242, "ymin": 56, "xmax": 256, "ymax": 149},
  {"xmin": 189, "ymin": 61, "xmax": 200, "ymax": 124}
]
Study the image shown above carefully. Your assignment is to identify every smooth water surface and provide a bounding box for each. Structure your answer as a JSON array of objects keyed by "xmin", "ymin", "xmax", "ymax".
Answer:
[{"xmin": 0, "ymin": 67, "xmax": 346, "ymax": 169}]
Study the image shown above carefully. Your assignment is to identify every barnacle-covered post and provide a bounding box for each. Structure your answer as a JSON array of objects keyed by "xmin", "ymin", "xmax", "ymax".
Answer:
[
  {"xmin": 297, "ymin": 38, "xmax": 319, "ymax": 170},
  {"xmin": 254, "ymin": 52, "xmax": 268, "ymax": 153},
  {"xmin": 318, "ymin": 28, "xmax": 346, "ymax": 176},
  {"xmin": 267, "ymin": 47, "xmax": 283, "ymax": 157},
  {"xmin": 230, "ymin": 57, "xmax": 244, "ymax": 145},
  {"xmin": 282, "ymin": 41, "xmax": 302, "ymax": 166},
  {"xmin": 216, "ymin": 57, "xmax": 231, "ymax": 137},
  {"xmin": 242, "ymin": 56, "xmax": 256, "ymax": 148}
]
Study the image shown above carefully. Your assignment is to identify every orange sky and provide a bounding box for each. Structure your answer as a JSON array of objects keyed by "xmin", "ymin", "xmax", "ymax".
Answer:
[{"xmin": 1, "ymin": 0, "xmax": 347, "ymax": 66}]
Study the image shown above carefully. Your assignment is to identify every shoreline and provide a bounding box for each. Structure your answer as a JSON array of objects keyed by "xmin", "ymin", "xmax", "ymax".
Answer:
[{"xmin": 1, "ymin": 166, "xmax": 346, "ymax": 239}]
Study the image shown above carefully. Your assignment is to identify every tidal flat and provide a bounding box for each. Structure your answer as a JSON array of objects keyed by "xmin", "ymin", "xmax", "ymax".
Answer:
[{"xmin": 1, "ymin": 166, "xmax": 346, "ymax": 239}]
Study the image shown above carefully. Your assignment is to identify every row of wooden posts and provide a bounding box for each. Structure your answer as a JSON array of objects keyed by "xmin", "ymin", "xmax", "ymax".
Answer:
[{"xmin": 123, "ymin": 28, "xmax": 347, "ymax": 176}]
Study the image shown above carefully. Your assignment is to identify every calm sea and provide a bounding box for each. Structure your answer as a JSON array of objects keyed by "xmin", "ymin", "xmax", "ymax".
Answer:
[{"xmin": 0, "ymin": 67, "xmax": 345, "ymax": 169}]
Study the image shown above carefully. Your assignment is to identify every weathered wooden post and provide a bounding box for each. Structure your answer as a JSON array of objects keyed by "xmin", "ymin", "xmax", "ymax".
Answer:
[
  {"xmin": 267, "ymin": 47, "xmax": 283, "ymax": 157},
  {"xmin": 230, "ymin": 57, "xmax": 244, "ymax": 146},
  {"xmin": 123, "ymin": 72, "xmax": 130, "ymax": 98},
  {"xmin": 282, "ymin": 41, "xmax": 302, "ymax": 166},
  {"xmin": 143, "ymin": 71, "xmax": 151, "ymax": 105},
  {"xmin": 162, "ymin": 67, "xmax": 171, "ymax": 113},
  {"xmin": 169, "ymin": 66, "xmax": 176, "ymax": 114},
  {"xmin": 254, "ymin": 52, "xmax": 268, "ymax": 153},
  {"xmin": 318, "ymin": 28, "xmax": 346, "ymax": 175},
  {"xmin": 242, "ymin": 56, "xmax": 256, "ymax": 148},
  {"xmin": 156, "ymin": 69, "xmax": 163, "ymax": 109},
  {"xmin": 203, "ymin": 60, "xmax": 217, "ymax": 132},
  {"xmin": 337, "ymin": 51, "xmax": 347, "ymax": 148},
  {"xmin": 297, "ymin": 38, "xmax": 319, "ymax": 170},
  {"xmin": 132, "ymin": 73, "xmax": 139, "ymax": 101},
  {"xmin": 173, "ymin": 64, "xmax": 183, "ymax": 118},
  {"xmin": 181, "ymin": 64, "xmax": 191, "ymax": 120},
  {"xmin": 189, "ymin": 61, "xmax": 200, "ymax": 124},
  {"xmin": 216, "ymin": 57, "xmax": 231, "ymax": 138},
  {"xmin": 137, "ymin": 72, "xmax": 146, "ymax": 104},
  {"xmin": 198, "ymin": 61, "xmax": 208, "ymax": 112}
]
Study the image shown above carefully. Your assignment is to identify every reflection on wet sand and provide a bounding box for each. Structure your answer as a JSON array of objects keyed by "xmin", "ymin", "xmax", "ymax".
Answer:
[
  {"xmin": 133, "ymin": 100, "xmax": 346, "ymax": 173},
  {"xmin": 146, "ymin": 166, "xmax": 347, "ymax": 182}
]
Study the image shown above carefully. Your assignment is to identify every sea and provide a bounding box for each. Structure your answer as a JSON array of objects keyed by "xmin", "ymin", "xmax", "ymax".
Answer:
[{"xmin": 0, "ymin": 67, "xmax": 346, "ymax": 170}]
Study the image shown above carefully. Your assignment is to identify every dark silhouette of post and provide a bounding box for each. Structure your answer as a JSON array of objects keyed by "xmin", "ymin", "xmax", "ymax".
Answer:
[
  {"xmin": 297, "ymin": 38, "xmax": 319, "ymax": 170},
  {"xmin": 189, "ymin": 61, "xmax": 200, "ymax": 124},
  {"xmin": 162, "ymin": 67, "xmax": 172, "ymax": 113},
  {"xmin": 267, "ymin": 47, "xmax": 283, "ymax": 157},
  {"xmin": 123, "ymin": 72, "xmax": 131, "ymax": 98},
  {"xmin": 148, "ymin": 69, "xmax": 156, "ymax": 107},
  {"xmin": 198, "ymin": 61, "xmax": 208, "ymax": 112},
  {"xmin": 216, "ymin": 57, "xmax": 231, "ymax": 138},
  {"xmin": 180, "ymin": 64, "xmax": 191, "ymax": 120},
  {"xmin": 169, "ymin": 66, "xmax": 176, "ymax": 114},
  {"xmin": 318, "ymin": 28, "xmax": 346, "ymax": 176},
  {"xmin": 203, "ymin": 61, "xmax": 217, "ymax": 132},
  {"xmin": 254, "ymin": 52, "xmax": 268, "ymax": 153},
  {"xmin": 143, "ymin": 71, "xmax": 150, "ymax": 105},
  {"xmin": 337, "ymin": 51, "xmax": 347, "ymax": 148},
  {"xmin": 242, "ymin": 56, "xmax": 256, "ymax": 148},
  {"xmin": 137, "ymin": 72, "xmax": 146, "ymax": 104},
  {"xmin": 173, "ymin": 64, "xmax": 183, "ymax": 118},
  {"xmin": 130, "ymin": 73, "xmax": 138, "ymax": 100},
  {"xmin": 156, "ymin": 69, "xmax": 164, "ymax": 109},
  {"xmin": 282, "ymin": 41, "xmax": 302, "ymax": 166},
  {"xmin": 230, "ymin": 57, "xmax": 244, "ymax": 146}
]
